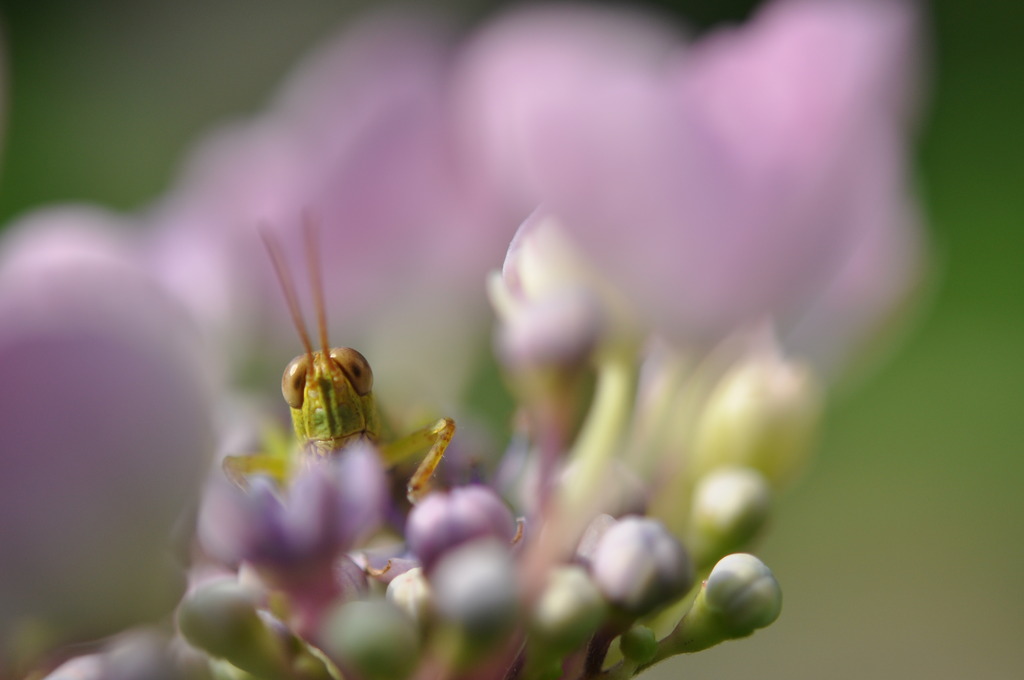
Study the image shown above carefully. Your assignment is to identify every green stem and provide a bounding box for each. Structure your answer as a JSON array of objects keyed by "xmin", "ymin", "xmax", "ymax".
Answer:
[{"xmin": 561, "ymin": 348, "xmax": 637, "ymax": 514}]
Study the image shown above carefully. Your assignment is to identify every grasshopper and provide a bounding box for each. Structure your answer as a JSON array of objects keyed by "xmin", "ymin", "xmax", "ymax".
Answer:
[{"xmin": 223, "ymin": 224, "xmax": 454, "ymax": 503}]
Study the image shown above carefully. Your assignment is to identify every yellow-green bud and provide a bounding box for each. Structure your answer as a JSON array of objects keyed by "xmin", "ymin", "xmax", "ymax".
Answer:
[
  {"xmin": 688, "ymin": 467, "xmax": 772, "ymax": 567},
  {"xmin": 318, "ymin": 600, "xmax": 420, "ymax": 680},
  {"xmin": 618, "ymin": 625, "xmax": 657, "ymax": 665},
  {"xmin": 691, "ymin": 353, "xmax": 822, "ymax": 487},
  {"xmin": 176, "ymin": 579, "xmax": 288, "ymax": 678},
  {"xmin": 530, "ymin": 566, "xmax": 607, "ymax": 654}
]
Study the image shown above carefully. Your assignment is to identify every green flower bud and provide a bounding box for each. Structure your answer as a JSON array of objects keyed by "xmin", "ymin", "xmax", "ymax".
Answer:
[
  {"xmin": 618, "ymin": 625, "xmax": 657, "ymax": 665},
  {"xmin": 530, "ymin": 565, "xmax": 608, "ymax": 654},
  {"xmin": 692, "ymin": 353, "xmax": 822, "ymax": 487},
  {"xmin": 318, "ymin": 599, "xmax": 420, "ymax": 680},
  {"xmin": 689, "ymin": 467, "xmax": 772, "ymax": 567},
  {"xmin": 386, "ymin": 567, "xmax": 433, "ymax": 625},
  {"xmin": 703, "ymin": 553, "xmax": 783, "ymax": 636},
  {"xmin": 176, "ymin": 579, "xmax": 288, "ymax": 678}
]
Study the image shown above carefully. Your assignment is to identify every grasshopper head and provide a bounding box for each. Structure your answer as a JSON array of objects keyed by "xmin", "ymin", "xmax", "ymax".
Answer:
[{"xmin": 282, "ymin": 347, "xmax": 380, "ymax": 455}]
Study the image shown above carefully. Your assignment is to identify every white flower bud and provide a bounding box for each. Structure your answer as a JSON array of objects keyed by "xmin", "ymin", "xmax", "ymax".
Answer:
[
  {"xmin": 703, "ymin": 553, "xmax": 782, "ymax": 636},
  {"xmin": 490, "ymin": 211, "xmax": 638, "ymax": 351},
  {"xmin": 430, "ymin": 540, "xmax": 519, "ymax": 641},
  {"xmin": 496, "ymin": 288, "xmax": 603, "ymax": 375},
  {"xmin": 660, "ymin": 553, "xmax": 783, "ymax": 655},
  {"xmin": 589, "ymin": 516, "xmax": 693, "ymax": 616},
  {"xmin": 386, "ymin": 567, "xmax": 433, "ymax": 625}
]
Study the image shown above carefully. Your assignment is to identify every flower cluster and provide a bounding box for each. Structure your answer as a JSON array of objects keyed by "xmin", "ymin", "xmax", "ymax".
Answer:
[{"xmin": 0, "ymin": 1, "xmax": 924, "ymax": 679}]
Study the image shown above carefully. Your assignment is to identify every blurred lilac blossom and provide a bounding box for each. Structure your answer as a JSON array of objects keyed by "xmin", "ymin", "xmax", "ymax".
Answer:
[
  {"xmin": 146, "ymin": 14, "xmax": 511, "ymax": 409},
  {"xmin": 459, "ymin": 0, "xmax": 924, "ymax": 356},
  {"xmin": 0, "ymin": 208, "xmax": 214, "ymax": 667}
]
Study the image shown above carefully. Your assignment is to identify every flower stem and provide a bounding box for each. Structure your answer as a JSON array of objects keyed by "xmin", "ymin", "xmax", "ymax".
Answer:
[{"xmin": 561, "ymin": 348, "xmax": 636, "ymax": 515}]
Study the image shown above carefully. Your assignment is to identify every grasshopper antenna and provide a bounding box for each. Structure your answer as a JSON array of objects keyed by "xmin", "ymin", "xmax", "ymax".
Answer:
[
  {"xmin": 261, "ymin": 226, "xmax": 315, "ymax": 363},
  {"xmin": 303, "ymin": 212, "xmax": 331, "ymax": 355}
]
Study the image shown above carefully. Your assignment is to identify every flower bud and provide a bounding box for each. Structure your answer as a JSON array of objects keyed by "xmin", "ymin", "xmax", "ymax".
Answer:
[
  {"xmin": 660, "ymin": 553, "xmax": 782, "ymax": 655},
  {"xmin": 589, "ymin": 516, "xmax": 693, "ymax": 617},
  {"xmin": 386, "ymin": 567, "xmax": 433, "ymax": 625},
  {"xmin": 490, "ymin": 211, "xmax": 638, "ymax": 351},
  {"xmin": 430, "ymin": 540, "xmax": 519, "ymax": 649},
  {"xmin": 198, "ymin": 446, "xmax": 386, "ymax": 580},
  {"xmin": 574, "ymin": 513, "xmax": 618, "ymax": 568},
  {"xmin": 530, "ymin": 565, "xmax": 607, "ymax": 654},
  {"xmin": 688, "ymin": 467, "xmax": 772, "ymax": 567},
  {"xmin": 618, "ymin": 625, "xmax": 657, "ymax": 665},
  {"xmin": 496, "ymin": 288, "xmax": 603, "ymax": 376},
  {"xmin": 691, "ymin": 353, "xmax": 822, "ymax": 487},
  {"xmin": 334, "ymin": 555, "xmax": 371, "ymax": 602},
  {"xmin": 703, "ymin": 553, "xmax": 782, "ymax": 636},
  {"xmin": 44, "ymin": 630, "xmax": 216, "ymax": 680},
  {"xmin": 405, "ymin": 485, "xmax": 516, "ymax": 572},
  {"xmin": 176, "ymin": 579, "xmax": 289, "ymax": 678},
  {"xmin": 318, "ymin": 600, "xmax": 420, "ymax": 680},
  {"xmin": 42, "ymin": 655, "xmax": 104, "ymax": 680}
]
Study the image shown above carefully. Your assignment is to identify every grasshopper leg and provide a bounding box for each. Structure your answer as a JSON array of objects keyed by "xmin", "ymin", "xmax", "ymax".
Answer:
[{"xmin": 380, "ymin": 417, "xmax": 455, "ymax": 503}]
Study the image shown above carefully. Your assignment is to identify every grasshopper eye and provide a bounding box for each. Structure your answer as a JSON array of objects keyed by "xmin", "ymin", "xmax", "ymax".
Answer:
[
  {"xmin": 329, "ymin": 347, "xmax": 373, "ymax": 396},
  {"xmin": 282, "ymin": 354, "xmax": 310, "ymax": 409}
]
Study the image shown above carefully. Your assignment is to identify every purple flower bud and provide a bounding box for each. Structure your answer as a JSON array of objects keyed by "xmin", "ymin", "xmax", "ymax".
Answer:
[
  {"xmin": 589, "ymin": 516, "xmax": 693, "ymax": 616},
  {"xmin": 198, "ymin": 444, "xmax": 386, "ymax": 580},
  {"xmin": 405, "ymin": 485, "xmax": 516, "ymax": 572}
]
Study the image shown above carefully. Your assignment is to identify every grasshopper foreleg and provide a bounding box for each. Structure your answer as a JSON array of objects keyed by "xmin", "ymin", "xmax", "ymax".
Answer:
[{"xmin": 380, "ymin": 417, "xmax": 455, "ymax": 503}]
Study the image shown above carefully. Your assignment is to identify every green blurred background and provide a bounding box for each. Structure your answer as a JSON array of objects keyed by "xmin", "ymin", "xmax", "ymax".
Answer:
[{"xmin": 0, "ymin": 0, "xmax": 1020, "ymax": 677}]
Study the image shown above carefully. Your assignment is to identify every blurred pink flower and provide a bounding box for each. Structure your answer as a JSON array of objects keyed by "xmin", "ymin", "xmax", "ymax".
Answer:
[
  {"xmin": 0, "ymin": 208, "xmax": 214, "ymax": 668},
  {"xmin": 456, "ymin": 0, "xmax": 924, "ymax": 357},
  {"xmin": 147, "ymin": 14, "xmax": 511, "ymax": 409}
]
